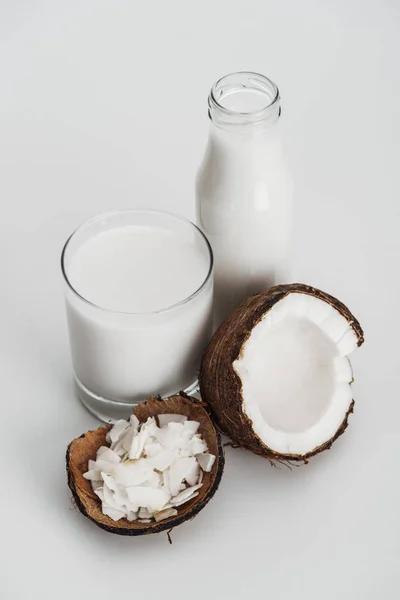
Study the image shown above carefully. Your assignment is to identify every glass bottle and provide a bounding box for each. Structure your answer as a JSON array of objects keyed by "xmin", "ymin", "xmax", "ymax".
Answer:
[{"xmin": 196, "ymin": 71, "xmax": 292, "ymax": 326}]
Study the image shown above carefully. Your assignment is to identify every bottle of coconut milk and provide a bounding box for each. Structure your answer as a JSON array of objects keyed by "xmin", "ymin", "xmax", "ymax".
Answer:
[{"xmin": 196, "ymin": 71, "xmax": 292, "ymax": 326}]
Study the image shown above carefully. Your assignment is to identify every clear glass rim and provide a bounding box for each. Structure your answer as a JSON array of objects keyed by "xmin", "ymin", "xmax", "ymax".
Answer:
[
  {"xmin": 61, "ymin": 209, "xmax": 214, "ymax": 316},
  {"xmin": 209, "ymin": 71, "xmax": 280, "ymax": 119}
]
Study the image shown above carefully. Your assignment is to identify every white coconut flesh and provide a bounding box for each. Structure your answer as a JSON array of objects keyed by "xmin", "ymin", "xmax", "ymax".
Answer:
[{"xmin": 233, "ymin": 293, "xmax": 358, "ymax": 456}]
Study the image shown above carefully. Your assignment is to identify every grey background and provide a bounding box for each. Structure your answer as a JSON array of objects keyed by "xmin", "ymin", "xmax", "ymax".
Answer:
[{"xmin": 0, "ymin": 1, "xmax": 398, "ymax": 598}]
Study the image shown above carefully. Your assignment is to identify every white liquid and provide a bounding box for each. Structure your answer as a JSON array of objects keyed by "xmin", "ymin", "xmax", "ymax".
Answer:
[
  {"xmin": 65, "ymin": 225, "xmax": 213, "ymax": 403},
  {"xmin": 196, "ymin": 122, "xmax": 292, "ymax": 326},
  {"xmin": 68, "ymin": 226, "xmax": 208, "ymax": 313}
]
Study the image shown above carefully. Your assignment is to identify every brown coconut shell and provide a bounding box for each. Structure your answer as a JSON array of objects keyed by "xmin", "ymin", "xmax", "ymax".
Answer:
[
  {"xmin": 66, "ymin": 394, "xmax": 224, "ymax": 536},
  {"xmin": 199, "ymin": 283, "xmax": 364, "ymax": 463}
]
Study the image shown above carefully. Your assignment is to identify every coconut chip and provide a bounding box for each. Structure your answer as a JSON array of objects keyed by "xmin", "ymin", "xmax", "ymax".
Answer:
[
  {"xmin": 83, "ymin": 414, "xmax": 216, "ymax": 522},
  {"xmin": 196, "ymin": 453, "xmax": 216, "ymax": 473},
  {"xmin": 154, "ymin": 508, "xmax": 178, "ymax": 522}
]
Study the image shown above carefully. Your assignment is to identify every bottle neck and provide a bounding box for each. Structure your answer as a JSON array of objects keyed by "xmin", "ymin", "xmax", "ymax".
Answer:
[{"xmin": 208, "ymin": 72, "xmax": 281, "ymax": 134}]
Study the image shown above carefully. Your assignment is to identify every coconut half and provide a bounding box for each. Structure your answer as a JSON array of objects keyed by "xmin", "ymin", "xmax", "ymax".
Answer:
[
  {"xmin": 66, "ymin": 394, "xmax": 224, "ymax": 536},
  {"xmin": 200, "ymin": 284, "xmax": 364, "ymax": 462}
]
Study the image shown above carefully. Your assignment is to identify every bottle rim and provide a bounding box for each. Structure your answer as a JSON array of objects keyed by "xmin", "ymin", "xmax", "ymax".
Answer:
[{"xmin": 208, "ymin": 71, "xmax": 280, "ymax": 128}]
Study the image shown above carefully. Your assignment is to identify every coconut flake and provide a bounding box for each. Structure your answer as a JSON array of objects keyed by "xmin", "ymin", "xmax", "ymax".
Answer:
[
  {"xmin": 129, "ymin": 428, "xmax": 150, "ymax": 460},
  {"xmin": 158, "ymin": 414, "xmax": 188, "ymax": 428},
  {"xmin": 109, "ymin": 420, "xmax": 130, "ymax": 443},
  {"xmin": 94, "ymin": 459, "xmax": 119, "ymax": 477},
  {"xmin": 130, "ymin": 415, "xmax": 140, "ymax": 429},
  {"xmin": 144, "ymin": 442, "xmax": 163, "ymax": 458},
  {"xmin": 146, "ymin": 469, "xmax": 162, "ymax": 489},
  {"xmin": 119, "ymin": 427, "xmax": 137, "ymax": 452},
  {"xmin": 143, "ymin": 417, "xmax": 159, "ymax": 438},
  {"xmin": 154, "ymin": 508, "xmax": 178, "ymax": 522},
  {"xmin": 96, "ymin": 447, "xmax": 121, "ymax": 463},
  {"xmin": 196, "ymin": 453, "xmax": 216, "ymax": 472},
  {"xmin": 117, "ymin": 459, "xmax": 151, "ymax": 487},
  {"xmin": 138, "ymin": 507, "xmax": 154, "ymax": 519},
  {"xmin": 94, "ymin": 487, "xmax": 105, "ymax": 501},
  {"xmin": 83, "ymin": 468, "xmax": 101, "ymax": 481},
  {"xmin": 190, "ymin": 435, "xmax": 208, "ymax": 455},
  {"xmin": 153, "ymin": 426, "xmax": 185, "ymax": 451},
  {"xmin": 184, "ymin": 421, "xmax": 200, "ymax": 434},
  {"xmin": 126, "ymin": 486, "xmax": 170, "ymax": 512},
  {"xmin": 101, "ymin": 472, "xmax": 119, "ymax": 492},
  {"xmin": 170, "ymin": 484, "xmax": 203, "ymax": 507},
  {"xmin": 102, "ymin": 482, "xmax": 127, "ymax": 512},
  {"xmin": 169, "ymin": 457, "xmax": 197, "ymax": 497},
  {"xmin": 147, "ymin": 449, "xmax": 178, "ymax": 472},
  {"xmin": 181, "ymin": 430, "xmax": 196, "ymax": 443},
  {"xmin": 173, "ymin": 492, "xmax": 200, "ymax": 507},
  {"xmin": 185, "ymin": 461, "xmax": 200, "ymax": 486},
  {"xmin": 167, "ymin": 422, "xmax": 186, "ymax": 434},
  {"xmin": 90, "ymin": 479, "xmax": 103, "ymax": 492},
  {"xmin": 102, "ymin": 504, "xmax": 126, "ymax": 521},
  {"xmin": 162, "ymin": 469, "xmax": 171, "ymax": 495}
]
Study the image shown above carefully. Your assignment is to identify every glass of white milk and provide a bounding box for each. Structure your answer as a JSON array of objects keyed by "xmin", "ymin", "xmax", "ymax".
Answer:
[{"xmin": 61, "ymin": 210, "xmax": 214, "ymax": 421}]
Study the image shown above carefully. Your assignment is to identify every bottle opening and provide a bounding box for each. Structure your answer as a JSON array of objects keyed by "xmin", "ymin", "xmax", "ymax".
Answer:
[{"xmin": 208, "ymin": 71, "xmax": 280, "ymax": 129}]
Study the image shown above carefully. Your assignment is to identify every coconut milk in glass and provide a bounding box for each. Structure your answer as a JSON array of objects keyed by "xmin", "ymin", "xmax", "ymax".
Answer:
[
  {"xmin": 61, "ymin": 210, "xmax": 213, "ymax": 422},
  {"xmin": 196, "ymin": 72, "xmax": 292, "ymax": 326}
]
